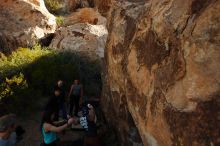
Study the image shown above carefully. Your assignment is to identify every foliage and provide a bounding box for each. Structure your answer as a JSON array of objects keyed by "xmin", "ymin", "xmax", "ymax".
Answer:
[
  {"xmin": 0, "ymin": 44, "xmax": 52, "ymax": 79},
  {"xmin": 0, "ymin": 73, "xmax": 34, "ymax": 116},
  {"xmin": 0, "ymin": 73, "xmax": 27, "ymax": 100},
  {"xmin": 56, "ymin": 16, "xmax": 64, "ymax": 26},
  {"xmin": 44, "ymin": 0, "xmax": 62, "ymax": 14},
  {"xmin": 0, "ymin": 44, "xmax": 102, "ymax": 116}
]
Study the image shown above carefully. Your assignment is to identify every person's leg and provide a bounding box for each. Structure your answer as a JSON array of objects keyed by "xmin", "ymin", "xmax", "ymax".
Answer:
[
  {"xmin": 74, "ymin": 96, "xmax": 80, "ymax": 117},
  {"xmin": 54, "ymin": 109, "xmax": 59, "ymax": 121},
  {"xmin": 69, "ymin": 97, "xmax": 74, "ymax": 116},
  {"xmin": 60, "ymin": 103, "xmax": 67, "ymax": 119}
]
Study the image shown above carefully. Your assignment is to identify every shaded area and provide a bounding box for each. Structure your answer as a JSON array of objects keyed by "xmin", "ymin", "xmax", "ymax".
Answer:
[
  {"xmin": 164, "ymin": 97, "xmax": 220, "ymax": 146},
  {"xmin": 0, "ymin": 47, "xmax": 120, "ymax": 146},
  {"xmin": 0, "ymin": 49, "xmax": 102, "ymax": 116}
]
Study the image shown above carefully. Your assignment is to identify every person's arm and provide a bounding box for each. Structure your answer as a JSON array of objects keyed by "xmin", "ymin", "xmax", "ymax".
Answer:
[
  {"xmin": 87, "ymin": 104, "xmax": 95, "ymax": 122},
  {"xmin": 44, "ymin": 118, "xmax": 75, "ymax": 133},
  {"xmin": 53, "ymin": 120, "xmax": 67, "ymax": 126},
  {"xmin": 68, "ymin": 85, "xmax": 74, "ymax": 99},
  {"xmin": 44, "ymin": 123, "xmax": 68, "ymax": 133}
]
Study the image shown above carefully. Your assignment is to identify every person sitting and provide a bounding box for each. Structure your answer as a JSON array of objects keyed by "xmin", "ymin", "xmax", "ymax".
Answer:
[
  {"xmin": 41, "ymin": 109, "xmax": 76, "ymax": 146},
  {"xmin": 0, "ymin": 114, "xmax": 17, "ymax": 146}
]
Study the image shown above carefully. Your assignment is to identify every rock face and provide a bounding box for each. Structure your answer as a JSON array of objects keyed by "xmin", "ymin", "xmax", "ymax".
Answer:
[
  {"xmin": 50, "ymin": 8, "xmax": 108, "ymax": 60},
  {"xmin": 102, "ymin": 0, "xmax": 220, "ymax": 146},
  {"xmin": 0, "ymin": 0, "xmax": 56, "ymax": 54},
  {"xmin": 45, "ymin": 0, "xmax": 111, "ymax": 16}
]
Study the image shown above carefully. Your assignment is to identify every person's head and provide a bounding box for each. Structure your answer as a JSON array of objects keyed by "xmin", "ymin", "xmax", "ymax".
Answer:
[
  {"xmin": 54, "ymin": 87, "xmax": 61, "ymax": 96},
  {"xmin": 42, "ymin": 109, "xmax": 56, "ymax": 125},
  {"xmin": 57, "ymin": 80, "xmax": 63, "ymax": 87},
  {"xmin": 73, "ymin": 79, "xmax": 79, "ymax": 85},
  {"xmin": 0, "ymin": 114, "xmax": 16, "ymax": 137}
]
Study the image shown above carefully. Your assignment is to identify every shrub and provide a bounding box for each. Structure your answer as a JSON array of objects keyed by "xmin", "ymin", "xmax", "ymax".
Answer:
[
  {"xmin": 0, "ymin": 73, "xmax": 27, "ymax": 100},
  {"xmin": 44, "ymin": 0, "xmax": 62, "ymax": 14},
  {"xmin": 0, "ymin": 45, "xmax": 102, "ymax": 115},
  {"xmin": 0, "ymin": 45, "xmax": 52, "ymax": 80},
  {"xmin": 56, "ymin": 16, "xmax": 64, "ymax": 26}
]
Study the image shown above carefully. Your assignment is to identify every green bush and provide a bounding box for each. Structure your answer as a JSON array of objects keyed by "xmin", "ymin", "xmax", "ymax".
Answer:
[
  {"xmin": 0, "ymin": 45, "xmax": 52, "ymax": 79},
  {"xmin": 0, "ymin": 45, "xmax": 102, "ymax": 115},
  {"xmin": 0, "ymin": 73, "xmax": 27, "ymax": 100},
  {"xmin": 56, "ymin": 16, "xmax": 64, "ymax": 26},
  {"xmin": 44, "ymin": 0, "xmax": 62, "ymax": 14}
]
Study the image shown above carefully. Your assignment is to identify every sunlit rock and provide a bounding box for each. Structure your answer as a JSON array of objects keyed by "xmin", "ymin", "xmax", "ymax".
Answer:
[
  {"xmin": 0, "ymin": 0, "xmax": 56, "ymax": 54},
  {"xmin": 102, "ymin": 0, "xmax": 220, "ymax": 145}
]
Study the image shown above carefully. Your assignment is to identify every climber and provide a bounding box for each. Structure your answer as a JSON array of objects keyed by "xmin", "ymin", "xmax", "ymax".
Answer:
[
  {"xmin": 68, "ymin": 79, "xmax": 83, "ymax": 117},
  {"xmin": 0, "ymin": 114, "xmax": 17, "ymax": 146},
  {"xmin": 41, "ymin": 108, "xmax": 77, "ymax": 146},
  {"xmin": 55, "ymin": 80, "xmax": 68, "ymax": 120},
  {"xmin": 44, "ymin": 87, "xmax": 62, "ymax": 121},
  {"xmin": 79, "ymin": 103, "xmax": 101, "ymax": 146}
]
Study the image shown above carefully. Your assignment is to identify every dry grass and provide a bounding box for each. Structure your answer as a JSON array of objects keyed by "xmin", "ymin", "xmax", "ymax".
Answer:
[
  {"xmin": 65, "ymin": 8, "xmax": 99, "ymax": 25},
  {"xmin": 78, "ymin": 8, "xmax": 99, "ymax": 24},
  {"xmin": 96, "ymin": 0, "xmax": 112, "ymax": 15}
]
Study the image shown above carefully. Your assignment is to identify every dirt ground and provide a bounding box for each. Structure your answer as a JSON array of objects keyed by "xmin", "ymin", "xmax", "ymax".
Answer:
[{"xmin": 16, "ymin": 100, "xmax": 85, "ymax": 146}]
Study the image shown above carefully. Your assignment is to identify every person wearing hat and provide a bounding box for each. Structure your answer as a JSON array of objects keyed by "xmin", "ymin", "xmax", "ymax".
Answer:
[{"xmin": 0, "ymin": 114, "xmax": 17, "ymax": 146}]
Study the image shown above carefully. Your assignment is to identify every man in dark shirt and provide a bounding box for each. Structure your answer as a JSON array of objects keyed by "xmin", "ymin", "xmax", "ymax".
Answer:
[
  {"xmin": 44, "ymin": 87, "xmax": 61, "ymax": 121},
  {"xmin": 55, "ymin": 80, "xmax": 67, "ymax": 120}
]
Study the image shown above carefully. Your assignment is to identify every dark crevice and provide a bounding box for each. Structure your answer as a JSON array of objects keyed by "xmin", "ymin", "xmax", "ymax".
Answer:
[{"xmin": 39, "ymin": 33, "xmax": 55, "ymax": 47}]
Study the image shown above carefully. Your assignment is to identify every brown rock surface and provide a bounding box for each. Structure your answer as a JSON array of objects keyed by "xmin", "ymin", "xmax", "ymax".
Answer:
[
  {"xmin": 56, "ymin": 0, "xmax": 112, "ymax": 15},
  {"xmin": 50, "ymin": 23, "xmax": 107, "ymax": 60},
  {"xmin": 50, "ymin": 8, "xmax": 108, "ymax": 60},
  {"xmin": 0, "ymin": 0, "xmax": 56, "ymax": 54},
  {"xmin": 102, "ymin": 0, "xmax": 220, "ymax": 146}
]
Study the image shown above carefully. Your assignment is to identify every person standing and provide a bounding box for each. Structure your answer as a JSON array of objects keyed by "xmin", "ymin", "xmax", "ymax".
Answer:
[
  {"xmin": 68, "ymin": 79, "xmax": 83, "ymax": 117},
  {"xmin": 55, "ymin": 80, "xmax": 67, "ymax": 120},
  {"xmin": 44, "ymin": 87, "xmax": 61, "ymax": 121}
]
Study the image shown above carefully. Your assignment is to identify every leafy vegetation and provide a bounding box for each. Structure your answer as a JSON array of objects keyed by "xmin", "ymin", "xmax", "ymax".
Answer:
[
  {"xmin": 0, "ymin": 73, "xmax": 27, "ymax": 100},
  {"xmin": 0, "ymin": 44, "xmax": 51, "ymax": 79},
  {"xmin": 0, "ymin": 45, "xmax": 102, "ymax": 116},
  {"xmin": 56, "ymin": 16, "xmax": 64, "ymax": 26},
  {"xmin": 44, "ymin": 0, "xmax": 62, "ymax": 14}
]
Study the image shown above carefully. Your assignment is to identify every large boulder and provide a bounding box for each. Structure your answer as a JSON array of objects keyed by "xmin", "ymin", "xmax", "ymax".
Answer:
[
  {"xmin": 50, "ymin": 8, "xmax": 108, "ymax": 60},
  {"xmin": 0, "ymin": 0, "xmax": 56, "ymax": 54},
  {"xmin": 50, "ymin": 23, "xmax": 107, "ymax": 60},
  {"xmin": 102, "ymin": 0, "xmax": 220, "ymax": 146},
  {"xmin": 44, "ymin": 0, "xmax": 95, "ymax": 14},
  {"xmin": 43, "ymin": 0, "xmax": 111, "ymax": 16}
]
